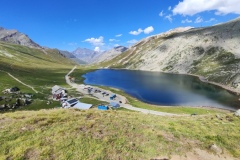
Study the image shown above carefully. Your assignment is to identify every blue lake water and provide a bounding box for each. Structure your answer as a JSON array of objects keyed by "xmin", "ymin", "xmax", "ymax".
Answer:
[{"xmin": 83, "ymin": 69, "xmax": 240, "ymax": 110}]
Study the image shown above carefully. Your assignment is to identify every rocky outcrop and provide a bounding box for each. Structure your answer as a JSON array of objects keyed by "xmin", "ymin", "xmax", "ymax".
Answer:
[
  {"xmin": 234, "ymin": 109, "xmax": 240, "ymax": 116},
  {"xmin": 109, "ymin": 17, "xmax": 240, "ymax": 89}
]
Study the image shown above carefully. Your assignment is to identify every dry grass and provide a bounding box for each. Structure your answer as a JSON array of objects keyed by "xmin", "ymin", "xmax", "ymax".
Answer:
[{"xmin": 0, "ymin": 109, "xmax": 240, "ymax": 159}]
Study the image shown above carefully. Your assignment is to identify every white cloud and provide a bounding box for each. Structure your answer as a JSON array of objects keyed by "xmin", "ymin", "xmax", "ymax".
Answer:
[
  {"xmin": 68, "ymin": 42, "xmax": 77, "ymax": 46},
  {"xmin": 94, "ymin": 47, "xmax": 100, "ymax": 52},
  {"xmin": 115, "ymin": 34, "xmax": 122, "ymax": 37},
  {"xmin": 165, "ymin": 14, "xmax": 173, "ymax": 23},
  {"xmin": 109, "ymin": 39, "xmax": 119, "ymax": 42},
  {"xmin": 195, "ymin": 16, "xmax": 203, "ymax": 23},
  {"xmin": 168, "ymin": 6, "xmax": 172, "ymax": 11},
  {"xmin": 159, "ymin": 10, "xmax": 164, "ymax": 17},
  {"xmin": 181, "ymin": 18, "xmax": 192, "ymax": 23},
  {"xmin": 173, "ymin": 0, "xmax": 240, "ymax": 16},
  {"xmin": 205, "ymin": 18, "xmax": 216, "ymax": 23},
  {"xmin": 144, "ymin": 26, "xmax": 154, "ymax": 34},
  {"xmin": 129, "ymin": 26, "xmax": 154, "ymax": 35},
  {"xmin": 84, "ymin": 36, "xmax": 104, "ymax": 46},
  {"xmin": 114, "ymin": 44, "xmax": 120, "ymax": 47},
  {"xmin": 127, "ymin": 39, "xmax": 138, "ymax": 44},
  {"xmin": 129, "ymin": 28, "xmax": 143, "ymax": 35}
]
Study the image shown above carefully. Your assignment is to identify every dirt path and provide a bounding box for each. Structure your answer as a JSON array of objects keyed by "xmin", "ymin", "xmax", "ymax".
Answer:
[
  {"xmin": 65, "ymin": 66, "xmax": 177, "ymax": 116},
  {"xmin": 0, "ymin": 70, "xmax": 39, "ymax": 93}
]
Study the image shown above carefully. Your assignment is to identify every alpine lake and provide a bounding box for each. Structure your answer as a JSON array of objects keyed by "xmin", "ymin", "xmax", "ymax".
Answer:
[{"xmin": 83, "ymin": 69, "xmax": 240, "ymax": 111}]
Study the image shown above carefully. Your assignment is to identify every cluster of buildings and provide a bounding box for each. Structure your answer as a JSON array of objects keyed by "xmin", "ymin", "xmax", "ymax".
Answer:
[
  {"xmin": 51, "ymin": 85, "xmax": 92, "ymax": 110},
  {"xmin": 51, "ymin": 85, "xmax": 121, "ymax": 111}
]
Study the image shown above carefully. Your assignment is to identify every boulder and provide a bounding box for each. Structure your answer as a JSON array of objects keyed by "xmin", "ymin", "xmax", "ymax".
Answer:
[
  {"xmin": 209, "ymin": 144, "xmax": 222, "ymax": 154},
  {"xmin": 234, "ymin": 109, "xmax": 240, "ymax": 116},
  {"xmin": 10, "ymin": 87, "xmax": 20, "ymax": 92}
]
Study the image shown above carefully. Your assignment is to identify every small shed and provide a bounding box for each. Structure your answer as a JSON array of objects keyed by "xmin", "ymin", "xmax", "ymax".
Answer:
[
  {"xmin": 109, "ymin": 102, "xmax": 120, "ymax": 108},
  {"xmin": 98, "ymin": 105, "xmax": 109, "ymax": 111}
]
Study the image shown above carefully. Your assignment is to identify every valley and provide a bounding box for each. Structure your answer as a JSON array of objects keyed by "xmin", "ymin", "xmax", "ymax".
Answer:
[{"xmin": 0, "ymin": 17, "xmax": 240, "ymax": 160}]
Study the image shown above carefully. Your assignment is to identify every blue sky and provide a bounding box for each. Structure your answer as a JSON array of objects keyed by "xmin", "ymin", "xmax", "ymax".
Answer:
[{"xmin": 0, "ymin": 0, "xmax": 239, "ymax": 52}]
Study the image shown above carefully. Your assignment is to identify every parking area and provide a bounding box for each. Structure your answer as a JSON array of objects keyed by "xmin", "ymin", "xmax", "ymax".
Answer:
[{"xmin": 78, "ymin": 84, "xmax": 126, "ymax": 105}]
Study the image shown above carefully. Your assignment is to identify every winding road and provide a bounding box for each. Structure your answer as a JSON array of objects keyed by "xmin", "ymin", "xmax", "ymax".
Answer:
[{"xmin": 65, "ymin": 66, "xmax": 177, "ymax": 116}]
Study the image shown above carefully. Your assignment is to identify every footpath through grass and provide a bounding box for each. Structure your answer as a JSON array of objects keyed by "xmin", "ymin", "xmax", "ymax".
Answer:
[{"xmin": 0, "ymin": 109, "xmax": 239, "ymax": 159}]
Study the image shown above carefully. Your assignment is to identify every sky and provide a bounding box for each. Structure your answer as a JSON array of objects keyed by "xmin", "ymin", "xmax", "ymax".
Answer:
[{"xmin": 0, "ymin": 0, "xmax": 240, "ymax": 52}]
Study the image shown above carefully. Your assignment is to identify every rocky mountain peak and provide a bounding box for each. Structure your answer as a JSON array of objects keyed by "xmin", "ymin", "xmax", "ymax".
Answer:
[
  {"xmin": 72, "ymin": 47, "xmax": 100, "ymax": 63},
  {"xmin": 0, "ymin": 27, "xmax": 41, "ymax": 48}
]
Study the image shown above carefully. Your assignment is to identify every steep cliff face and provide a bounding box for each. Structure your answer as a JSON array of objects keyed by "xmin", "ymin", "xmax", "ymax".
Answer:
[
  {"xmin": 109, "ymin": 17, "xmax": 240, "ymax": 90},
  {"xmin": 0, "ymin": 27, "xmax": 41, "ymax": 48}
]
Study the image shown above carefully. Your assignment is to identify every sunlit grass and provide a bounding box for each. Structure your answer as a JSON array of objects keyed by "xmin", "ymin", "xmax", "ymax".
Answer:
[{"xmin": 0, "ymin": 109, "xmax": 239, "ymax": 159}]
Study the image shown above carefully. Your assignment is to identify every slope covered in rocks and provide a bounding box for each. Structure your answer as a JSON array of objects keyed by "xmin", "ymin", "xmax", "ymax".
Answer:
[{"xmin": 108, "ymin": 17, "xmax": 240, "ymax": 91}]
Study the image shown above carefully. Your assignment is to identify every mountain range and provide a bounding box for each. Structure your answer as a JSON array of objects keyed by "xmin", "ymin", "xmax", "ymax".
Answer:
[
  {"xmin": 1, "ymin": 17, "xmax": 240, "ymax": 91},
  {"xmin": 0, "ymin": 27, "xmax": 127, "ymax": 64},
  {"xmin": 72, "ymin": 46, "xmax": 128, "ymax": 64}
]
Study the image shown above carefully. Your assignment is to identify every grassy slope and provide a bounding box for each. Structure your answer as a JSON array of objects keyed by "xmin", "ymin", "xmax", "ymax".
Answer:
[
  {"xmin": 1, "ymin": 109, "xmax": 240, "ymax": 159},
  {"xmin": 0, "ymin": 42, "xmax": 76, "ymax": 110}
]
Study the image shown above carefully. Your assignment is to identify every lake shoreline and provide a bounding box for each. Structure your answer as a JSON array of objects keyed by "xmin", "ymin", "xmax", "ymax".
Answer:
[
  {"xmin": 175, "ymin": 72, "xmax": 240, "ymax": 96},
  {"xmin": 104, "ymin": 85, "xmax": 235, "ymax": 112},
  {"xmin": 107, "ymin": 67, "xmax": 240, "ymax": 96}
]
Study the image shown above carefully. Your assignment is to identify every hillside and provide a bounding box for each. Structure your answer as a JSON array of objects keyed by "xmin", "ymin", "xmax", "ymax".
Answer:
[
  {"xmin": 107, "ymin": 17, "xmax": 240, "ymax": 91},
  {"xmin": 0, "ymin": 41, "xmax": 78, "ymax": 110},
  {"xmin": 1, "ymin": 109, "xmax": 239, "ymax": 160}
]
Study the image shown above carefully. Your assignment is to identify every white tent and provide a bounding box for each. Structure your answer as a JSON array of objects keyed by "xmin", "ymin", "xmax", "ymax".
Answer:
[{"xmin": 72, "ymin": 102, "xmax": 92, "ymax": 110}]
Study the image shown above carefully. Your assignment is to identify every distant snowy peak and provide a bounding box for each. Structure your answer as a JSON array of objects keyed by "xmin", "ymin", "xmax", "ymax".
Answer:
[
  {"xmin": 72, "ymin": 46, "xmax": 128, "ymax": 64},
  {"xmin": 92, "ymin": 46, "xmax": 128, "ymax": 63},
  {"xmin": 72, "ymin": 47, "xmax": 101, "ymax": 63},
  {"xmin": 57, "ymin": 50, "xmax": 86, "ymax": 64}
]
